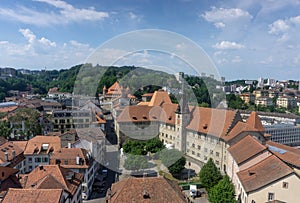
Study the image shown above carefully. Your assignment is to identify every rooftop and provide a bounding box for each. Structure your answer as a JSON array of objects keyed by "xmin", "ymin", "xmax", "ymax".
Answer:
[
  {"xmin": 237, "ymin": 155, "xmax": 294, "ymax": 193},
  {"xmin": 2, "ymin": 188, "xmax": 63, "ymax": 203},
  {"xmin": 228, "ymin": 135, "xmax": 267, "ymax": 165},
  {"xmin": 106, "ymin": 176, "xmax": 187, "ymax": 203}
]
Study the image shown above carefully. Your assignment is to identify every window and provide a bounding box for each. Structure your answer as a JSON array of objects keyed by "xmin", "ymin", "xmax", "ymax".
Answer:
[
  {"xmin": 215, "ymin": 160, "xmax": 219, "ymax": 165},
  {"xmin": 251, "ymin": 200, "xmax": 256, "ymax": 203},
  {"xmin": 192, "ymin": 151, "xmax": 195, "ymax": 155},
  {"xmin": 268, "ymin": 193, "xmax": 274, "ymax": 201},
  {"xmin": 210, "ymin": 150, "xmax": 213, "ymax": 154},
  {"xmin": 64, "ymin": 160, "xmax": 68, "ymax": 165},
  {"xmin": 204, "ymin": 148, "xmax": 208, "ymax": 153},
  {"xmin": 283, "ymin": 182, "xmax": 288, "ymax": 189},
  {"xmin": 216, "ymin": 152, "xmax": 220, "ymax": 157},
  {"xmin": 192, "ymin": 143, "xmax": 195, "ymax": 148},
  {"xmin": 197, "ymin": 153, "xmax": 200, "ymax": 157},
  {"xmin": 197, "ymin": 145, "xmax": 201, "ymax": 150},
  {"xmin": 35, "ymin": 157, "xmax": 41, "ymax": 162},
  {"xmin": 28, "ymin": 157, "xmax": 32, "ymax": 163}
]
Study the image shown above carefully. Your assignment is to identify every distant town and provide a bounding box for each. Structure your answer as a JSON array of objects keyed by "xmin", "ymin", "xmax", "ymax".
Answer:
[{"xmin": 0, "ymin": 66, "xmax": 300, "ymax": 203}]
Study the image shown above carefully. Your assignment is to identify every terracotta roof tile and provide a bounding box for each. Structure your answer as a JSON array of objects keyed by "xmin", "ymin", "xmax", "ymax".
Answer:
[
  {"xmin": 22, "ymin": 165, "xmax": 83, "ymax": 196},
  {"xmin": 11, "ymin": 141, "xmax": 28, "ymax": 151},
  {"xmin": 228, "ymin": 135, "xmax": 267, "ymax": 165},
  {"xmin": 0, "ymin": 142, "xmax": 25, "ymax": 167},
  {"xmin": 223, "ymin": 121, "xmax": 261, "ymax": 142},
  {"xmin": 106, "ymin": 176, "xmax": 187, "ymax": 203},
  {"xmin": 24, "ymin": 136, "xmax": 61, "ymax": 155},
  {"xmin": 266, "ymin": 141, "xmax": 300, "ymax": 168},
  {"xmin": 0, "ymin": 106, "xmax": 18, "ymax": 113},
  {"xmin": 2, "ymin": 188, "xmax": 63, "ymax": 203},
  {"xmin": 107, "ymin": 81, "xmax": 122, "ymax": 95},
  {"xmin": 148, "ymin": 90, "xmax": 172, "ymax": 106},
  {"xmin": 237, "ymin": 155, "xmax": 294, "ymax": 193},
  {"xmin": 50, "ymin": 148, "xmax": 92, "ymax": 169},
  {"xmin": 246, "ymin": 111, "xmax": 265, "ymax": 131},
  {"xmin": 186, "ymin": 107, "xmax": 240, "ymax": 138}
]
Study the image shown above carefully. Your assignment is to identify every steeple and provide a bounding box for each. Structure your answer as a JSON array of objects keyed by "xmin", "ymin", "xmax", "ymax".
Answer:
[{"xmin": 175, "ymin": 72, "xmax": 190, "ymax": 115}]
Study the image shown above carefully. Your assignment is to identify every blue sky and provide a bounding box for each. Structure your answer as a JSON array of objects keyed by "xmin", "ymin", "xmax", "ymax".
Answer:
[{"xmin": 0, "ymin": 0, "xmax": 300, "ymax": 80}]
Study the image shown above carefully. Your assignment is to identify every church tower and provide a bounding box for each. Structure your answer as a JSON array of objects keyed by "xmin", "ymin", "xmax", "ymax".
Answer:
[{"xmin": 175, "ymin": 72, "xmax": 191, "ymax": 153}]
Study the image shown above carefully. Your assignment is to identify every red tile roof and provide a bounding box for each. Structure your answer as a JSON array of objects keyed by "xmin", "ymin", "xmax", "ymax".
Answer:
[
  {"xmin": 186, "ymin": 107, "xmax": 240, "ymax": 138},
  {"xmin": 0, "ymin": 106, "xmax": 18, "ymax": 113},
  {"xmin": 237, "ymin": 155, "xmax": 294, "ymax": 193},
  {"xmin": 107, "ymin": 81, "xmax": 122, "ymax": 95},
  {"xmin": 50, "ymin": 148, "xmax": 92, "ymax": 169},
  {"xmin": 148, "ymin": 90, "xmax": 172, "ymax": 106},
  {"xmin": 223, "ymin": 121, "xmax": 261, "ymax": 142},
  {"xmin": 24, "ymin": 136, "xmax": 61, "ymax": 155},
  {"xmin": 246, "ymin": 111, "xmax": 265, "ymax": 132},
  {"xmin": 2, "ymin": 188, "xmax": 63, "ymax": 203},
  {"xmin": 0, "ymin": 141, "xmax": 25, "ymax": 167},
  {"xmin": 228, "ymin": 135, "xmax": 267, "ymax": 165},
  {"xmin": 106, "ymin": 176, "xmax": 188, "ymax": 203},
  {"xmin": 0, "ymin": 166, "xmax": 22, "ymax": 197},
  {"xmin": 22, "ymin": 165, "xmax": 83, "ymax": 196},
  {"xmin": 266, "ymin": 141, "xmax": 300, "ymax": 168}
]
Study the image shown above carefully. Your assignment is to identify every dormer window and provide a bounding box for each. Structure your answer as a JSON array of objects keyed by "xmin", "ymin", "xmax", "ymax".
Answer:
[{"xmin": 41, "ymin": 144, "xmax": 49, "ymax": 151}]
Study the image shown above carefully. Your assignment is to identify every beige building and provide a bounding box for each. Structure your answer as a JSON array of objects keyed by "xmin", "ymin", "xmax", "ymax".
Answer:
[
  {"xmin": 255, "ymin": 96, "xmax": 273, "ymax": 106},
  {"xmin": 276, "ymin": 96, "xmax": 296, "ymax": 109},
  {"xmin": 237, "ymin": 155, "xmax": 299, "ymax": 203},
  {"xmin": 240, "ymin": 93, "xmax": 255, "ymax": 104}
]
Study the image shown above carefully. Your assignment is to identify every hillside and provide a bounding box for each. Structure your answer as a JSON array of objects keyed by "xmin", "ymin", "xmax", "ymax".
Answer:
[{"xmin": 0, "ymin": 65, "xmax": 223, "ymax": 107}]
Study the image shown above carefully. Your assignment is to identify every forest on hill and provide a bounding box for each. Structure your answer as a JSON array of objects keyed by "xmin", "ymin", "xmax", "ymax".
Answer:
[{"xmin": 0, "ymin": 64, "xmax": 224, "ymax": 107}]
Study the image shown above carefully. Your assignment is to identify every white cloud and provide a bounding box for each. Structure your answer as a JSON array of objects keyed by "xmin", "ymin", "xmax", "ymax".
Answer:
[
  {"xmin": 260, "ymin": 56, "xmax": 273, "ymax": 64},
  {"xmin": 214, "ymin": 22, "xmax": 225, "ymax": 28},
  {"xmin": 0, "ymin": 0, "xmax": 109, "ymax": 26},
  {"xmin": 19, "ymin": 28, "xmax": 36, "ymax": 44},
  {"xmin": 290, "ymin": 15, "xmax": 300, "ymax": 24},
  {"xmin": 213, "ymin": 41, "xmax": 245, "ymax": 49},
  {"xmin": 268, "ymin": 19, "xmax": 290, "ymax": 34},
  {"xmin": 129, "ymin": 12, "xmax": 138, "ymax": 20},
  {"xmin": 39, "ymin": 37, "xmax": 56, "ymax": 47},
  {"xmin": 0, "ymin": 28, "xmax": 94, "ymax": 68},
  {"xmin": 202, "ymin": 7, "xmax": 252, "ymax": 28}
]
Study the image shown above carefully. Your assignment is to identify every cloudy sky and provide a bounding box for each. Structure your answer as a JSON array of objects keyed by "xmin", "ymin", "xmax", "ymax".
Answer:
[{"xmin": 1, "ymin": 0, "xmax": 300, "ymax": 80}]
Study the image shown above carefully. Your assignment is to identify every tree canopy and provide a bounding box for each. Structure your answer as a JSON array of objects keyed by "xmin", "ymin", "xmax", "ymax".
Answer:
[
  {"xmin": 199, "ymin": 158, "xmax": 222, "ymax": 191},
  {"xmin": 159, "ymin": 149, "xmax": 186, "ymax": 176},
  {"xmin": 208, "ymin": 175, "xmax": 236, "ymax": 203},
  {"xmin": 124, "ymin": 154, "xmax": 148, "ymax": 172}
]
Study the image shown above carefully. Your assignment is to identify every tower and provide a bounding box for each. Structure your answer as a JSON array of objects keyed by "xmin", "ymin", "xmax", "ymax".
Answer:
[{"xmin": 175, "ymin": 72, "xmax": 191, "ymax": 153}]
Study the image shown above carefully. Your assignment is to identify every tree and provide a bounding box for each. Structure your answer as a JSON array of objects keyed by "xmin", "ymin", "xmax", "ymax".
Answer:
[
  {"xmin": 168, "ymin": 156, "xmax": 186, "ymax": 175},
  {"xmin": 199, "ymin": 158, "xmax": 222, "ymax": 191},
  {"xmin": 0, "ymin": 120, "xmax": 12, "ymax": 139},
  {"xmin": 160, "ymin": 149, "xmax": 186, "ymax": 176},
  {"xmin": 208, "ymin": 175, "xmax": 236, "ymax": 203},
  {"xmin": 145, "ymin": 138, "xmax": 165, "ymax": 153},
  {"xmin": 122, "ymin": 140, "xmax": 147, "ymax": 155},
  {"xmin": 124, "ymin": 154, "xmax": 148, "ymax": 172}
]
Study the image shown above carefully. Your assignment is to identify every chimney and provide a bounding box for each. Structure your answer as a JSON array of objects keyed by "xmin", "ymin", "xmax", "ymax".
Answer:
[
  {"xmin": 39, "ymin": 165, "xmax": 44, "ymax": 170},
  {"xmin": 68, "ymin": 143, "xmax": 72, "ymax": 148},
  {"xmin": 4, "ymin": 152, "xmax": 8, "ymax": 161},
  {"xmin": 12, "ymin": 150, "xmax": 16, "ymax": 158},
  {"xmin": 76, "ymin": 155, "xmax": 80, "ymax": 165}
]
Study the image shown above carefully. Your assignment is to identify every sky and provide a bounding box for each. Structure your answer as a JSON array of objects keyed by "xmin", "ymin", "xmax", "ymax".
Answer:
[{"xmin": 0, "ymin": 0, "xmax": 300, "ymax": 81}]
